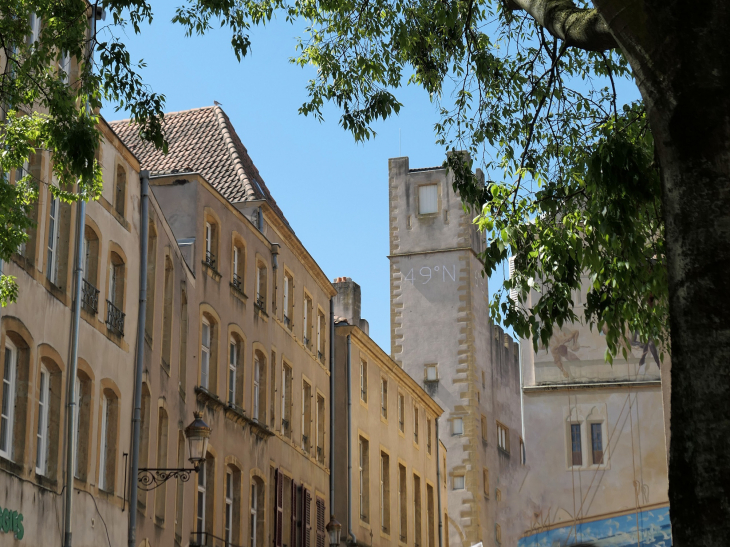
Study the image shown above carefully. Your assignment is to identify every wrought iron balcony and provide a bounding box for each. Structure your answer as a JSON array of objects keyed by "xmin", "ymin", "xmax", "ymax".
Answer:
[
  {"xmin": 284, "ymin": 315, "xmax": 291, "ymax": 328},
  {"xmin": 302, "ymin": 434, "xmax": 309, "ymax": 450},
  {"xmin": 303, "ymin": 336, "xmax": 310, "ymax": 347},
  {"xmin": 318, "ymin": 350, "xmax": 323, "ymax": 361},
  {"xmin": 255, "ymin": 294, "xmax": 266, "ymax": 311},
  {"xmin": 317, "ymin": 446, "xmax": 324, "ymax": 461},
  {"xmin": 106, "ymin": 300, "xmax": 125, "ymax": 336},
  {"xmin": 231, "ymin": 273, "xmax": 243, "ymax": 291},
  {"xmin": 81, "ymin": 278, "xmax": 99, "ymax": 314},
  {"xmin": 203, "ymin": 250, "xmax": 216, "ymax": 270},
  {"xmin": 282, "ymin": 418, "xmax": 290, "ymax": 435},
  {"xmin": 190, "ymin": 530, "xmax": 241, "ymax": 547}
]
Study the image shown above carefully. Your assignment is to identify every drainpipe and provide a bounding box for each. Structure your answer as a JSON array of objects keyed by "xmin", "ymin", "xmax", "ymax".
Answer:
[
  {"xmin": 346, "ymin": 334, "xmax": 357, "ymax": 546},
  {"xmin": 329, "ymin": 298, "xmax": 335, "ymax": 521},
  {"xmin": 435, "ymin": 418, "xmax": 443, "ymax": 547},
  {"xmin": 519, "ymin": 341, "xmax": 526, "ymax": 464},
  {"xmin": 128, "ymin": 170, "xmax": 150, "ymax": 547}
]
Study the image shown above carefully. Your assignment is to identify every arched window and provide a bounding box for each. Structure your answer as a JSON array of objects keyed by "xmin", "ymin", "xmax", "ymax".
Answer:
[
  {"xmin": 179, "ymin": 289, "xmax": 188, "ymax": 396},
  {"xmin": 154, "ymin": 406, "xmax": 169, "ymax": 523},
  {"xmin": 35, "ymin": 357, "xmax": 65, "ymax": 479},
  {"xmin": 200, "ymin": 314, "xmax": 218, "ymax": 393},
  {"xmin": 74, "ymin": 370, "xmax": 93, "ymax": 481},
  {"xmin": 161, "ymin": 256, "xmax": 174, "ymax": 372},
  {"xmin": 0, "ymin": 333, "xmax": 31, "ymax": 463},
  {"xmin": 114, "ymin": 164, "xmax": 126, "ymax": 217},
  {"xmin": 229, "ymin": 334, "xmax": 244, "ymax": 407},
  {"xmin": 98, "ymin": 387, "xmax": 119, "ymax": 493},
  {"xmin": 107, "ymin": 252, "xmax": 126, "ymax": 336},
  {"xmin": 232, "ymin": 241, "xmax": 245, "ymax": 292},
  {"xmin": 253, "ymin": 351, "xmax": 266, "ymax": 422},
  {"xmin": 35, "ymin": 364, "xmax": 51, "ymax": 476},
  {"xmin": 255, "ymin": 262, "xmax": 267, "ymax": 311},
  {"xmin": 250, "ymin": 475, "xmax": 265, "ymax": 547},
  {"xmin": 138, "ymin": 383, "xmax": 151, "ymax": 509},
  {"xmin": 81, "ymin": 226, "xmax": 100, "ymax": 314},
  {"xmin": 145, "ymin": 224, "xmax": 157, "ymax": 342},
  {"xmin": 225, "ymin": 465, "xmax": 242, "ymax": 545}
]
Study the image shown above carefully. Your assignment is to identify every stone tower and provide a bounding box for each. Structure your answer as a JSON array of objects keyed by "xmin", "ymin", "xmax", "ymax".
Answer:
[{"xmin": 388, "ymin": 157, "xmax": 524, "ymax": 547}]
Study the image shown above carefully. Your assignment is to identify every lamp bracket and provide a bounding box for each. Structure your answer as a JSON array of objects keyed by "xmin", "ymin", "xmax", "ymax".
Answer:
[{"xmin": 137, "ymin": 467, "xmax": 198, "ymax": 491}]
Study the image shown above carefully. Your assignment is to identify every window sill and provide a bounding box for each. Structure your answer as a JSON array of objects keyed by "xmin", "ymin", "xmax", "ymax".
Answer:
[
  {"xmin": 254, "ymin": 303, "xmax": 269, "ymax": 320},
  {"xmin": 230, "ymin": 283, "xmax": 248, "ymax": 302},
  {"xmin": 498, "ymin": 448, "xmax": 511, "ymax": 457},
  {"xmin": 202, "ymin": 261, "xmax": 222, "ymax": 281}
]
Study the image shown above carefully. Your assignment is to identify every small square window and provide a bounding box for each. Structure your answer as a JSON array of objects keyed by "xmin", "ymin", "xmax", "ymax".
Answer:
[
  {"xmin": 418, "ymin": 185, "xmax": 438, "ymax": 214},
  {"xmin": 425, "ymin": 364, "xmax": 438, "ymax": 381},
  {"xmin": 453, "ymin": 475, "xmax": 465, "ymax": 490},
  {"xmin": 453, "ymin": 418, "xmax": 463, "ymax": 436}
]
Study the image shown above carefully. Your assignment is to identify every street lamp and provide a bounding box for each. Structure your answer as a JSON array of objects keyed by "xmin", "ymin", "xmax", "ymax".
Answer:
[
  {"xmin": 325, "ymin": 515, "xmax": 342, "ymax": 547},
  {"xmin": 138, "ymin": 412, "xmax": 211, "ymax": 491}
]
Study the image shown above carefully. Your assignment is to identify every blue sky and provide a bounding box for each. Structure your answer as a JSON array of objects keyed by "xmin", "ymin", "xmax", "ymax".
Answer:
[{"xmin": 101, "ymin": 4, "xmax": 500, "ymax": 350}]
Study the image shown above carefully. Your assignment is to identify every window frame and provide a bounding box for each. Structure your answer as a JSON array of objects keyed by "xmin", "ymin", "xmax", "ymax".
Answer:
[
  {"xmin": 201, "ymin": 317, "xmax": 211, "ymax": 390},
  {"xmin": 360, "ymin": 360, "xmax": 368, "ymax": 403},
  {"xmin": 47, "ymin": 193, "xmax": 61, "ymax": 284},
  {"xmin": 381, "ymin": 377, "xmax": 388, "ymax": 420},
  {"xmin": 225, "ymin": 470, "xmax": 234, "ymax": 544},
  {"xmin": 35, "ymin": 364, "xmax": 51, "ymax": 475},
  {"xmin": 0, "ymin": 339, "xmax": 17, "ymax": 460},
  {"xmin": 453, "ymin": 475, "xmax": 465, "ymax": 491},
  {"xmin": 417, "ymin": 184, "xmax": 438, "ymax": 215},
  {"xmin": 452, "ymin": 417, "xmax": 463, "ymax": 436},
  {"xmin": 98, "ymin": 394, "xmax": 110, "ymax": 491}
]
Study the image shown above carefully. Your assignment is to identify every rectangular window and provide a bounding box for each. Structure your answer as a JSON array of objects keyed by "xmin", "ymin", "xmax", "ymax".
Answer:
[
  {"xmin": 197, "ymin": 462, "xmax": 206, "ymax": 534},
  {"xmin": 303, "ymin": 295, "xmax": 313, "ymax": 347},
  {"xmin": 398, "ymin": 393, "xmax": 405, "ymax": 433},
  {"xmin": 571, "ymin": 423, "xmax": 582, "ymax": 466},
  {"xmin": 453, "ymin": 475, "xmax": 465, "ymax": 490},
  {"xmin": 0, "ymin": 341, "xmax": 17, "ymax": 459},
  {"xmin": 426, "ymin": 484, "xmax": 435, "ymax": 547},
  {"xmin": 497, "ymin": 422, "xmax": 510, "ymax": 453},
  {"xmin": 250, "ymin": 480, "xmax": 258, "ymax": 547},
  {"xmin": 256, "ymin": 264, "xmax": 267, "ymax": 310},
  {"xmin": 270, "ymin": 351, "xmax": 277, "ymax": 429},
  {"xmin": 229, "ymin": 339, "xmax": 237, "ymax": 405},
  {"xmin": 359, "ymin": 437, "xmax": 369, "ymax": 522},
  {"xmin": 317, "ymin": 312, "xmax": 326, "ymax": 361},
  {"xmin": 591, "ymin": 423, "xmax": 604, "ymax": 464},
  {"xmin": 481, "ymin": 415, "xmax": 488, "ymax": 441},
  {"xmin": 413, "ymin": 406, "xmax": 419, "ymax": 445},
  {"xmin": 201, "ymin": 319, "xmax": 211, "ymax": 389},
  {"xmin": 225, "ymin": 471, "xmax": 233, "ymax": 543},
  {"xmin": 483, "ymin": 468, "xmax": 489, "ymax": 497},
  {"xmin": 381, "ymin": 378, "xmax": 388, "ymax": 420},
  {"xmin": 360, "ymin": 360, "xmax": 368, "ymax": 402},
  {"xmin": 418, "ymin": 185, "xmax": 438, "ymax": 214},
  {"xmin": 36, "ymin": 365, "xmax": 50, "ymax": 475},
  {"xmin": 316, "ymin": 394, "xmax": 325, "ymax": 463},
  {"xmin": 453, "ymin": 418, "xmax": 463, "ymax": 436},
  {"xmin": 380, "ymin": 452, "xmax": 390, "ymax": 533},
  {"xmin": 282, "ymin": 364, "xmax": 292, "ymax": 437},
  {"xmin": 424, "ymin": 364, "xmax": 438, "ymax": 381},
  {"xmin": 253, "ymin": 355, "xmax": 261, "ymax": 420},
  {"xmin": 29, "ymin": 13, "xmax": 41, "ymax": 44},
  {"xmin": 284, "ymin": 274, "xmax": 293, "ymax": 328},
  {"xmin": 47, "ymin": 194, "xmax": 60, "ymax": 284},
  {"xmin": 426, "ymin": 418, "xmax": 432, "ymax": 455},
  {"xmin": 99, "ymin": 395, "xmax": 110, "ymax": 491},
  {"xmin": 302, "ymin": 382, "xmax": 312, "ymax": 451},
  {"xmin": 398, "ymin": 464, "xmax": 407, "ymax": 543},
  {"xmin": 413, "ymin": 475, "xmax": 422, "ymax": 547},
  {"xmin": 73, "ymin": 376, "xmax": 81, "ymax": 478}
]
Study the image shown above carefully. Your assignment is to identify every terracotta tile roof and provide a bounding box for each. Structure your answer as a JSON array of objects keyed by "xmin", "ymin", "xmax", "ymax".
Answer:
[{"xmin": 108, "ymin": 105, "xmax": 290, "ymax": 226}]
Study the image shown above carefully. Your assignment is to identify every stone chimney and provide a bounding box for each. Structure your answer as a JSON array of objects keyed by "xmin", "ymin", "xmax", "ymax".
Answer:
[{"xmin": 333, "ymin": 277, "xmax": 369, "ymax": 335}]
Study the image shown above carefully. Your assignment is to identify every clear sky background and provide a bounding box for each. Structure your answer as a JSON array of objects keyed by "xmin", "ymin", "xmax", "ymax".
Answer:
[{"xmin": 101, "ymin": 3, "xmax": 513, "ymax": 351}]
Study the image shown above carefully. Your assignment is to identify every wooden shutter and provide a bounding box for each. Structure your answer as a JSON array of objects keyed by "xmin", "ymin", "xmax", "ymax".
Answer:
[
  {"xmin": 302, "ymin": 489, "xmax": 312, "ymax": 547},
  {"xmin": 291, "ymin": 481, "xmax": 298, "ymax": 547},
  {"xmin": 316, "ymin": 498, "xmax": 325, "ymax": 547},
  {"xmin": 276, "ymin": 469, "xmax": 284, "ymax": 547}
]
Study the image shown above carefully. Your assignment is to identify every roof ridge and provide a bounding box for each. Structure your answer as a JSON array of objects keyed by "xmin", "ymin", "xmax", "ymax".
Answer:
[
  {"xmin": 213, "ymin": 105, "xmax": 256, "ymax": 199},
  {"xmin": 108, "ymin": 105, "xmax": 218, "ymax": 126}
]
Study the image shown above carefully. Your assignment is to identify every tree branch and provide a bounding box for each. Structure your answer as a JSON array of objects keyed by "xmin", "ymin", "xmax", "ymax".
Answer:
[{"xmin": 507, "ymin": 0, "xmax": 617, "ymax": 51}]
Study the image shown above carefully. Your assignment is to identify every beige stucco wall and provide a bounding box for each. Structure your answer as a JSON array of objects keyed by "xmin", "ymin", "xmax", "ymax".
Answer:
[
  {"xmin": 333, "ymin": 325, "xmax": 446, "ymax": 547},
  {"xmin": 0, "ymin": 120, "xmax": 142, "ymax": 546}
]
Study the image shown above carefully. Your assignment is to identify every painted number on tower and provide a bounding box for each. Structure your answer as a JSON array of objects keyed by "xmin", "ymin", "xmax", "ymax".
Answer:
[{"xmin": 403, "ymin": 265, "xmax": 456, "ymax": 284}]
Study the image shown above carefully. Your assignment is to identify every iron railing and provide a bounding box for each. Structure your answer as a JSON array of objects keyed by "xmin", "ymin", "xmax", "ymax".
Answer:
[
  {"xmin": 302, "ymin": 434, "xmax": 309, "ymax": 450},
  {"xmin": 81, "ymin": 278, "xmax": 99, "ymax": 314},
  {"xmin": 190, "ymin": 531, "xmax": 241, "ymax": 547},
  {"xmin": 303, "ymin": 336, "xmax": 310, "ymax": 347},
  {"xmin": 317, "ymin": 350, "xmax": 323, "ymax": 361},
  {"xmin": 284, "ymin": 315, "xmax": 291, "ymax": 328},
  {"xmin": 231, "ymin": 273, "xmax": 243, "ymax": 291},
  {"xmin": 282, "ymin": 418, "xmax": 290, "ymax": 435},
  {"xmin": 255, "ymin": 294, "xmax": 266, "ymax": 311},
  {"xmin": 106, "ymin": 300, "xmax": 125, "ymax": 336},
  {"xmin": 203, "ymin": 250, "xmax": 216, "ymax": 270}
]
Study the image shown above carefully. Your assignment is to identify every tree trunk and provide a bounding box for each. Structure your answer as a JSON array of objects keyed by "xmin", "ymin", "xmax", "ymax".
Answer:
[{"xmin": 595, "ymin": 1, "xmax": 730, "ymax": 544}]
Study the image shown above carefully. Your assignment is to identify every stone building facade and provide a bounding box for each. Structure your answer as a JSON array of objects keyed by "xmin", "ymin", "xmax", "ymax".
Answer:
[
  {"xmin": 331, "ymin": 279, "xmax": 448, "ymax": 547},
  {"xmin": 518, "ymin": 283, "xmax": 672, "ymax": 546},
  {"xmin": 387, "ymin": 158, "xmax": 524, "ymax": 547}
]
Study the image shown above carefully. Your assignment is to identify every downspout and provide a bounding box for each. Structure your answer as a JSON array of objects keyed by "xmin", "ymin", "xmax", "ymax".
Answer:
[
  {"xmin": 63, "ymin": 6, "xmax": 98, "ymax": 544},
  {"xmin": 329, "ymin": 298, "xmax": 335, "ymax": 523},
  {"xmin": 346, "ymin": 334, "xmax": 357, "ymax": 546},
  {"xmin": 128, "ymin": 170, "xmax": 150, "ymax": 547},
  {"xmin": 435, "ymin": 418, "xmax": 443, "ymax": 547},
  {"xmin": 519, "ymin": 342, "xmax": 526, "ymax": 464}
]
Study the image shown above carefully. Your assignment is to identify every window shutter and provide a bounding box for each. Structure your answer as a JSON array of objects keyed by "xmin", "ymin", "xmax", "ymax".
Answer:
[
  {"xmin": 276, "ymin": 469, "xmax": 284, "ymax": 547},
  {"xmin": 316, "ymin": 498, "xmax": 325, "ymax": 547},
  {"xmin": 291, "ymin": 481, "xmax": 298, "ymax": 547},
  {"xmin": 302, "ymin": 488, "xmax": 312, "ymax": 547}
]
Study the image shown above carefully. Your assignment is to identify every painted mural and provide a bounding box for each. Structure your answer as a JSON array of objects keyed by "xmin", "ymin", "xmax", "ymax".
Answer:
[{"xmin": 519, "ymin": 506, "xmax": 672, "ymax": 547}]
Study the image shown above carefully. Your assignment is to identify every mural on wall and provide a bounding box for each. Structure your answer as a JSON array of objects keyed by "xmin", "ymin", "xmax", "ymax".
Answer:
[
  {"xmin": 535, "ymin": 323, "xmax": 662, "ymax": 385},
  {"xmin": 519, "ymin": 506, "xmax": 672, "ymax": 547}
]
